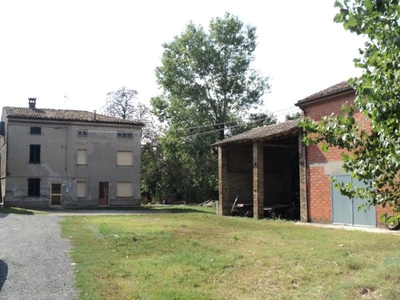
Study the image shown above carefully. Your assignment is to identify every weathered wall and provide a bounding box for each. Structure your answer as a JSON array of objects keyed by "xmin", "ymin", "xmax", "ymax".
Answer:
[
  {"xmin": 218, "ymin": 141, "xmax": 298, "ymax": 217},
  {"xmin": 225, "ymin": 145, "xmax": 253, "ymax": 206},
  {"xmin": 304, "ymin": 93, "xmax": 358, "ymax": 223},
  {"xmin": 3, "ymin": 119, "xmax": 142, "ymax": 208}
]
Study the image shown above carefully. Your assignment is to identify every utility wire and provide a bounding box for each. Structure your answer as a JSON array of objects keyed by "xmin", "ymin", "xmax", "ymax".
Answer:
[
  {"xmin": 175, "ymin": 107, "xmax": 301, "ymax": 140},
  {"xmin": 182, "ymin": 106, "xmax": 300, "ymax": 131}
]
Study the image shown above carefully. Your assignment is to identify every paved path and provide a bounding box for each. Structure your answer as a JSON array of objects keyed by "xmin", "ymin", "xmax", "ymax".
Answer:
[
  {"xmin": 0, "ymin": 214, "xmax": 78, "ymax": 300},
  {"xmin": 295, "ymin": 221, "xmax": 400, "ymax": 235}
]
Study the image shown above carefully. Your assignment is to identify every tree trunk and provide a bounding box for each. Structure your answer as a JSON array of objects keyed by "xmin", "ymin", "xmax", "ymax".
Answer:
[{"xmin": 215, "ymin": 123, "xmax": 225, "ymax": 140}]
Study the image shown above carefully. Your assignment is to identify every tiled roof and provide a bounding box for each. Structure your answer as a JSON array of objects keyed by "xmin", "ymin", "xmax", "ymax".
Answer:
[
  {"xmin": 212, "ymin": 119, "xmax": 299, "ymax": 147},
  {"xmin": 296, "ymin": 81, "xmax": 354, "ymax": 106},
  {"xmin": 2, "ymin": 107, "xmax": 144, "ymax": 126}
]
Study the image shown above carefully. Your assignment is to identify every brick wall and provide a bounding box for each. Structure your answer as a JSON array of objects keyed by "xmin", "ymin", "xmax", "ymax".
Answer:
[
  {"xmin": 303, "ymin": 93, "xmax": 355, "ymax": 223},
  {"xmin": 303, "ymin": 91, "xmax": 391, "ymax": 226},
  {"xmin": 219, "ymin": 142, "xmax": 297, "ymax": 216},
  {"xmin": 307, "ymin": 166, "xmax": 331, "ymax": 223}
]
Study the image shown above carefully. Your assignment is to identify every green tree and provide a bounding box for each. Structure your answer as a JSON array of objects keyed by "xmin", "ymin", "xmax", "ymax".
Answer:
[
  {"xmin": 285, "ymin": 112, "xmax": 301, "ymax": 121},
  {"xmin": 141, "ymin": 141, "xmax": 164, "ymax": 202},
  {"xmin": 153, "ymin": 12, "xmax": 269, "ymax": 140},
  {"xmin": 229, "ymin": 110, "xmax": 277, "ymax": 136},
  {"xmin": 141, "ymin": 128, "xmax": 218, "ymax": 203},
  {"xmin": 300, "ymin": 1, "xmax": 400, "ymax": 221},
  {"xmin": 148, "ymin": 13, "xmax": 269, "ymax": 203}
]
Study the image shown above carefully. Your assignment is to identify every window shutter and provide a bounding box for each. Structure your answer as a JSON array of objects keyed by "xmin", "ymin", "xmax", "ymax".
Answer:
[
  {"xmin": 77, "ymin": 149, "xmax": 87, "ymax": 165},
  {"xmin": 77, "ymin": 182, "xmax": 86, "ymax": 197},
  {"xmin": 117, "ymin": 151, "xmax": 133, "ymax": 166},
  {"xmin": 29, "ymin": 145, "xmax": 41, "ymax": 163},
  {"xmin": 117, "ymin": 182, "xmax": 132, "ymax": 197},
  {"xmin": 30, "ymin": 127, "xmax": 41, "ymax": 134}
]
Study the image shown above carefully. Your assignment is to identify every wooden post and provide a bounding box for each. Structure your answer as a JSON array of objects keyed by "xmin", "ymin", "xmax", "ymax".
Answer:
[
  {"xmin": 298, "ymin": 129, "xmax": 308, "ymax": 222},
  {"xmin": 253, "ymin": 141, "xmax": 264, "ymax": 219},
  {"xmin": 218, "ymin": 147, "xmax": 230, "ymax": 215}
]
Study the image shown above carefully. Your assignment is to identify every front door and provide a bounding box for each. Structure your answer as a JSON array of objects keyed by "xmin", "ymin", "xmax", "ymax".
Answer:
[{"xmin": 99, "ymin": 182, "xmax": 109, "ymax": 205}]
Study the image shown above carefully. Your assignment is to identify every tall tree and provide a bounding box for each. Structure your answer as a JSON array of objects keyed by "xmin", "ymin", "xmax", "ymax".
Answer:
[
  {"xmin": 148, "ymin": 13, "xmax": 269, "ymax": 203},
  {"xmin": 103, "ymin": 86, "xmax": 138, "ymax": 120},
  {"xmin": 153, "ymin": 12, "xmax": 269, "ymax": 140},
  {"xmin": 301, "ymin": 1, "xmax": 400, "ymax": 221}
]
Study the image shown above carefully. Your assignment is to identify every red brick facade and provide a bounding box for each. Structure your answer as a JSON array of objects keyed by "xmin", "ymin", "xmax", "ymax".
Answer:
[{"xmin": 299, "ymin": 87, "xmax": 391, "ymax": 226}]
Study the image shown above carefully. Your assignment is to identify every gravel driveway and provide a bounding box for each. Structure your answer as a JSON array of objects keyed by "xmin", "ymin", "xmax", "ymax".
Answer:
[{"xmin": 0, "ymin": 214, "xmax": 78, "ymax": 300}]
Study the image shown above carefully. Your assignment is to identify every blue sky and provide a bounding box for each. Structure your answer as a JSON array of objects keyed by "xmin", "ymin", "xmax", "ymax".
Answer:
[{"xmin": 0, "ymin": 0, "xmax": 364, "ymax": 120}]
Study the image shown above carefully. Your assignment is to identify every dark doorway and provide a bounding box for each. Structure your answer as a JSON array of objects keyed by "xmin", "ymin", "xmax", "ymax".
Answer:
[{"xmin": 99, "ymin": 182, "xmax": 109, "ymax": 205}]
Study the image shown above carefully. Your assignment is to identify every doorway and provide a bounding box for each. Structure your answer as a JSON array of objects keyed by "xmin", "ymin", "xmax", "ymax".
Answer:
[{"xmin": 99, "ymin": 182, "xmax": 109, "ymax": 205}]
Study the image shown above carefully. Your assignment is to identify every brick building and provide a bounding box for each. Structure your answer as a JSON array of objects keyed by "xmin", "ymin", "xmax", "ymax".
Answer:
[
  {"xmin": 214, "ymin": 81, "xmax": 390, "ymax": 227},
  {"xmin": 212, "ymin": 120, "xmax": 300, "ymax": 220},
  {"xmin": 296, "ymin": 81, "xmax": 390, "ymax": 227}
]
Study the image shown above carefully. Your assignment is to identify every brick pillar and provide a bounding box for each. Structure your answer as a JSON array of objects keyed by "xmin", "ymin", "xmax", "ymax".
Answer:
[
  {"xmin": 253, "ymin": 141, "xmax": 264, "ymax": 219},
  {"xmin": 298, "ymin": 129, "xmax": 308, "ymax": 222},
  {"xmin": 218, "ymin": 147, "xmax": 230, "ymax": 215}
]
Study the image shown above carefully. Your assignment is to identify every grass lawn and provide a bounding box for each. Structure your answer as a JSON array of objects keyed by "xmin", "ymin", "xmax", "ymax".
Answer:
[{"xmin": 61, "ymin": 206, "xmax": 400, "ymax": 300}]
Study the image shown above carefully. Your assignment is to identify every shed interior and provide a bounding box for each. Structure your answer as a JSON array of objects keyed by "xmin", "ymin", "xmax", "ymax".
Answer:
[{"xmin": 224, "ymin": 135, "xmax": 300, "ymax": 219}]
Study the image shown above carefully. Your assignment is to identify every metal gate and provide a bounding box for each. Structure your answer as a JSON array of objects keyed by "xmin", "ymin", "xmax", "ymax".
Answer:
[{"xmin": 331, "ymin": 175, "xmax": 376, "ymax": 227}]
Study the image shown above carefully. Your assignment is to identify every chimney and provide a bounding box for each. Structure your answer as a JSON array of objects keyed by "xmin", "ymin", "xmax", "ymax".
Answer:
[{"xmin": 29, "ymin": 98, "xmax": 36, "ymax": 109}]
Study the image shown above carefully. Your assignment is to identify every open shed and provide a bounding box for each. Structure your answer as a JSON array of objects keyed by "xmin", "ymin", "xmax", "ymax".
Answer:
[{"xmin": 212, "ymin": 119, "xmax": 304, "ymax": 220}]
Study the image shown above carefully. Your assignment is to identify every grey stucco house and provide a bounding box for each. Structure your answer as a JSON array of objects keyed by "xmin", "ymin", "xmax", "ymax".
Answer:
[{"xmin": 0, "ymin": 98, "xmax": 144, "ymax": 208}]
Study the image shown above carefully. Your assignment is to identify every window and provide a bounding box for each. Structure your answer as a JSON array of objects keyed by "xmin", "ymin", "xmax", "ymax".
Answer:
[
  {"xmin": 117, "ymin": 182, "xmax": 132, "ymax": 197},
  {"xmin": 51, "ymin": 183, "xmax": 62, "ymax": 205},
  {"xmin": 30, "ymin": 127, "xmax": 41, "ymax": 134},
  {"xmin": 117, "ymin": 132, "xmax": 133, "ymax": 138},
  {"xmin": 78, "ymin": 130, "xmax": 88, "ymax": 137},
  {"xmin": 29, "ymin": 144, "xmax": 41, "ymax": 163},
  {"xmin": 77, "ymin": 149, "xmax": 87, "ymax": 165},
  {"xmin": 77, "ymin": 182, "xmax": 86, "ymax": 198},
  {"xmin": 28, "ymin": 178, "xmax": 40, "ymax": 197},
  {"xmin": 117, "ymin": 151, "xmax": 133, "ymax": 166}
]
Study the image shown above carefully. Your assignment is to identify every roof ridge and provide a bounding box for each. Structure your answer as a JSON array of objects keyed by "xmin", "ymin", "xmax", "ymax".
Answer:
[{"xmin": 2, "ymin": 106, "xmax": 144, "ymax": 126}]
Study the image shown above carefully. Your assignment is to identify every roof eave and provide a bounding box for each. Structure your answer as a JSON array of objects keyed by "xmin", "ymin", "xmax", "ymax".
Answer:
[
  {"xmin": 212, "ymin": 127, "xmax": 299, "ymax": 148},
  {"xmin": 295, "ymin": 87, "xmax": 355, "ymax": 108},
  {"xmin": 6, "ymin": 115, "xmax": 145, "ymax": 127}
]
